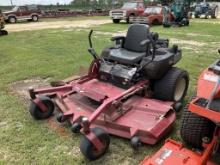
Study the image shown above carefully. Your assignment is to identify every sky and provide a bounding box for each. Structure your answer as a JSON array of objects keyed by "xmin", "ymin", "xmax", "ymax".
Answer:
[{"xmin": 0, "ymin": 0, "xmax": 73, "ymax": 6}]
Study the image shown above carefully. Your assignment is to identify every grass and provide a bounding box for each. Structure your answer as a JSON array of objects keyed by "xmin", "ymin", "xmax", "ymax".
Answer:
[{"xmin": 0, "ymin": 18, "xmax": 220, "ymax": 164}]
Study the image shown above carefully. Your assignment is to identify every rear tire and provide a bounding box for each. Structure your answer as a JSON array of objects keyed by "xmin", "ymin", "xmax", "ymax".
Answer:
[
  {"xmin": 180, "ymin": 98, "xmax": 215, "ymax": 148},
  {"xmin": 113, "ymin": 19, "xmax": 120, "ymax": 24},
  {"xmin": 0, "ymin": 30, "xmax": 8, "ymax": 36},
  {"xmin": 80, "ymin": 127, "xmax": 110, "ymax": 160},
  {"xmin": 211, "ymin": 7, "xmax": 218, "ymax": 19},
  {"xmin": 154, "ymin": 67, "xmax": 189, "ymax": 102},
  {"xmin": 194, "ymin": 13, "xmax": 200, "ymax": 18},
  {"xmin": 163, "ymin": 21, "xmax": 171, "ymax": 28},
  {"xmin": 2, "ymin": 30, "xmax": 8, "ymax": 35}
]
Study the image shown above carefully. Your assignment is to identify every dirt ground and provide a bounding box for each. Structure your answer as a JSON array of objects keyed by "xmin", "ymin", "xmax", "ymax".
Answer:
[{"xmin": 6, "ymin": 19, "xmax": 111, "ymax": 32}]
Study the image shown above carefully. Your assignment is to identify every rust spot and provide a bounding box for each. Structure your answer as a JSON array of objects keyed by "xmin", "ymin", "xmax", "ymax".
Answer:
[{"xmin": 47, "ymin": 118, "xmax": 69, "ymax": 137}]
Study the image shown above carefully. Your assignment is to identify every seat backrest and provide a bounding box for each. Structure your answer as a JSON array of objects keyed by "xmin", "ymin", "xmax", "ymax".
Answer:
[{"xmin": 124, "ymin": 24, "xmax": 150, "ymax": 53}]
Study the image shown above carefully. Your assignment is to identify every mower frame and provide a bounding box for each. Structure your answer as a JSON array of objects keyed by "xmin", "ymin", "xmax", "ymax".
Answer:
[{"xmin": 29, "ymin": 59, "xmax": 176, "ymax": 150}]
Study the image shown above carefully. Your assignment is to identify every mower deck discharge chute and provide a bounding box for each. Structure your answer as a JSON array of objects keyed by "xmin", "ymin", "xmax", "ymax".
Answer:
[
  {"xmin": 140, "ymin": 50, "xmax": 220, "ymax": 165},
  {"xmin": 28, "ymin": 24, "xmax": 189, "ymax": 160}
]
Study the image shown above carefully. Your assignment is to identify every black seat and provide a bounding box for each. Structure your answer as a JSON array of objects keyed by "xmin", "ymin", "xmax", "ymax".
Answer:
[{"xmin": 102, "ymin": 24, "xmax": 150, "ymax": 65}]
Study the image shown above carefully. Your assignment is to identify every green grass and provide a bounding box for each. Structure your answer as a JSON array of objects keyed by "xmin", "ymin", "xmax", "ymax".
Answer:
[{"xmin": 0, "ymin": 18, "xmax": 220, "ymax": 164}]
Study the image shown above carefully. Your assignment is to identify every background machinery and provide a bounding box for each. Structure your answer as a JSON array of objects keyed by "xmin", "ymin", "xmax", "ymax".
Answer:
[
  {"xmin": 194, "ymin": 2, "xmax": 218, "ymax": 19},
  {"xmin": 140, "ymin": 49, "xmax": 220, "ymax": 165},
  {"xmin": 162, "ymin": 0, "xmax": 191, "ymax": 27}
]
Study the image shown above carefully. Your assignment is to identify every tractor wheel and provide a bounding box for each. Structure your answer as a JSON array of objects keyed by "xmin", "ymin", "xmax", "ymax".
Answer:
[
  {"xmin": 194, "ymin": 13, "xmax": 200, "ymax": 18},
  {"xmin": 154, "ymin": 67, "xmax": 189, "ymax": 102},
  {"xmin": 113, "ymin": 19, "xmax": 120, "ymax": 24},
  {"xmin": 2, "ymin": 30, "xmax": 8, "ymax": 35},
  {"xmin": 80, "ymin": 127, "xmax": 110, "ymax": 160},
  {"xmin": 8, "ymin": 16, "xmax": 17, "ymax": 23},
  {"xmin": 29, "ymin": 96, "xmax": 55, "ymax": 120},
  {"xmin": 163, "ymin": 22, "xmax": 171, "ymax": 28},
  {"xmin": 211, "ymin": 7, "xmax": 218, "ymax": 19},
  {"xmin": 183, "ymin": 19, "xmax": 189, "ymax": 26},
  {"xmin": 180, "ymin": 98, "xmax": 215, "ymax": 148},
  {"xmin": 0, "ymin": 30, "xmax": 8, "ymax": 36}
]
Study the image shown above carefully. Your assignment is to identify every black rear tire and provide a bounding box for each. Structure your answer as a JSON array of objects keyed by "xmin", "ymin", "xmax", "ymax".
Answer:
[
  {"xmin": 194, "ymin": 13, "xmax": 200, "ymax": 18},
  {"xmin": 29, "ymin": 96, "xmax": 54, "ymax": 120},
  {"xmin": 0, "ymin": 30, "xmax": 8, "ymax": 36},
  {"xmin": 2, "ymin": 30, "xmax": 8, "ymax": 35},
  {"xmin": 180, "ymin": 99, "xmax": 215, "ymax": 148},
  {"xmin": 80, "ymin": 127, "xmax": 110, "ymax": 160},
  {"xmin": 154, "ymin": 67, "xmax": 189, "ymax": 102},
  {"xmin": 113, "ymin": 19, "xmax": 120, "ymax": 24},
  {"xmin": 211, "ymin": 7, "xmax": 218, "ymax": 19}
]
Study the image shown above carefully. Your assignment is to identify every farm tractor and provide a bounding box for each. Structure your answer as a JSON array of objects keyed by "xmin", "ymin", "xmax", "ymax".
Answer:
[
  {"xmin": 28, "ymin": 24, "xmax": 189, "ymax": 160},
  {"xmin": 140, "ymin": 49, "xmax": 220, "ymax": 165},
  {"xmin": 163, "ymin": 0, "xmax": 191, "ymax": 27},
  {"xmin": 194, "ymin": 2, "xmax": 218, "ymax": 19},
  {"xmin": 0, "ymin": 10, "xmax": 8, "ymax": 36}
]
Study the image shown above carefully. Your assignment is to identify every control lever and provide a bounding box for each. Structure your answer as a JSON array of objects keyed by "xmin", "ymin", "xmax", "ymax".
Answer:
[{"xmin": 88, "ymin": 30, "xmax": 98, "ymax": 59}]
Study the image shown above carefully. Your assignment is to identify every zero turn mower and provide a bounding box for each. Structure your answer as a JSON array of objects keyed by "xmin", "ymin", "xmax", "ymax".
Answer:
[
  {"xmin": 140, "ymin": 49, "xmax": 220, "ymax": 165},
  {"xmin": 28, "ymin": 24, "xmax": 189, "ymax": 160}
]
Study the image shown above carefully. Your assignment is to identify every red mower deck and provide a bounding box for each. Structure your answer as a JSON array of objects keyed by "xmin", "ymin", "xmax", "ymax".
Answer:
[
  {"xmin": 30, "ymin": 76, "xmax": 175, "ymax": 145},
  {"xmin": 140, "ymin": 139, "xmax": 216, "ymax": 165}
]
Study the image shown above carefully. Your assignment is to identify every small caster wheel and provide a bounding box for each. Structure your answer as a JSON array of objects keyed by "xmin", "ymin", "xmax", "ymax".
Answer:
[
  {"xmin": 80, "ymin": 127, "xmax": 110, "ymax": 160},
  {"xmin": 173, "ymin": 102, "xmax": 183, "ymax": 112},
  {"xmin": 56, "ymin": 113, "xmax": 66, "ymax": 123},
  {"xmin": 131, "ymin": 136, "xmax": 141, "ymax": 150},
  {"xmin": 29, "ymin": 96, "xmax": 54, "ymax": 120},
  {"xmin": 71, "ymin": 122, "xmax": 82, "ymax": 133}
]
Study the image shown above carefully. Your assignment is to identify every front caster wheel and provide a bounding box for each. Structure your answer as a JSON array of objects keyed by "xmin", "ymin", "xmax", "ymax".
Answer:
[
  {"xmin": 173, "ymin": 102, "xmax": 183, "ymax": 112},
  {"xmin": 80, "ymin": 127, "xmax": 110, "ymax": 160},
  {"xmin": 131, "ymin": 136, "xmax": 142, "ymax": 150},
  {"xmin": 29, "ymin": 96, "xmax": 54, "ymax": 120},
  {"xmin": 56, "ymin": 113, "xmax": 66, "ymax": 123},
  {"xmin": 71, "ymin": 122, "xmax": 82, "ymax": 133}
]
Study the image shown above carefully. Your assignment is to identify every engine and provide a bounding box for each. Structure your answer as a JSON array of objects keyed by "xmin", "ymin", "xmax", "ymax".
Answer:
[{"xmin": 98, "ymin": 61, "xmax": 137, "ymax": 88}]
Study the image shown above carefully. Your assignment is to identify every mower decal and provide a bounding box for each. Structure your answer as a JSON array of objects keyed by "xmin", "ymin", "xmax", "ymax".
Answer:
[
  {"xmin": 155, "ymin": 148, "xmax": 172, "ymax": 164},
  {"xmin": 204, "ymin": 73, "xmax": 218, "ymax": 83}
]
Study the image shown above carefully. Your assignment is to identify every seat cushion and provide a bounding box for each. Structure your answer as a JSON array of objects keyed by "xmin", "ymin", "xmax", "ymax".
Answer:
[
  {"xmin": 104, "ymin": 48, "xmax": 146, "ymax": 65},
  {"xmin": 124, "ymin": 24, "xmax": 149, "ymax": 52}
]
